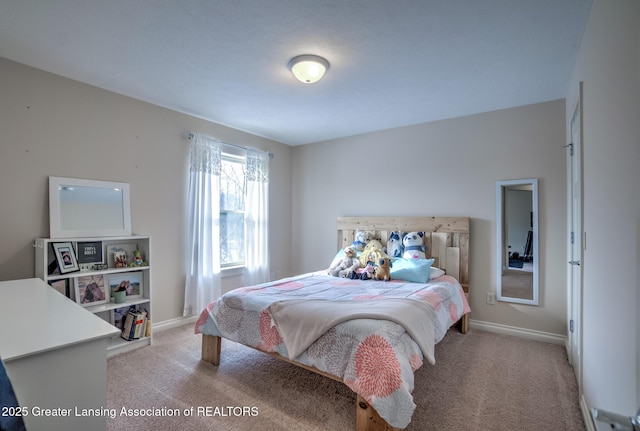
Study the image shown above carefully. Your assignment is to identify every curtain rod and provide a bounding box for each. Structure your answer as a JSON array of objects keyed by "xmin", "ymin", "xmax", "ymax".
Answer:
[{"xmin": 187, "ymin": 132, "xmax": 274, "ymax": 159}]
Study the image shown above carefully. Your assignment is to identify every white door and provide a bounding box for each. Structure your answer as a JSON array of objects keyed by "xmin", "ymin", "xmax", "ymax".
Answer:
[{"xmin": 567, "ymin": 84, "xmax": 583, "ymax": 388}]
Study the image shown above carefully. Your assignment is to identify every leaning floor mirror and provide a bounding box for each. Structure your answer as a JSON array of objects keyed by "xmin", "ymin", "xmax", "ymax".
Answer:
[{"xmin": 496, "ymin": 178, "xmax": 539, "ymax": 305}]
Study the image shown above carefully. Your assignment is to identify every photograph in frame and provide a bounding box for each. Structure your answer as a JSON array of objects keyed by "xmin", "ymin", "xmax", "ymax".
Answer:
[
  {"xmin": 106, "ymin": 272, "xmax": 143, "ymax": 299},
  {"xmin": 106, "ymin": 243, "xmax": 137, "ymax": 268},
  {"xmin": 75, "ymin": 274, "xmax": 108, "ymax": 307},
  {"xmin": 52, "ymin": 242, "xmax": 79, "ymax": 274},
  {"xmin": 76, "ymin": 241, "xmax": 103, "ymax": 268},
  {"xmin": 48, "ymin": 279, "xmax": 69, "ymax": 297},
  {"xmin": 112, "ymin": 251, "xmax": 128, "ymax": 268}
]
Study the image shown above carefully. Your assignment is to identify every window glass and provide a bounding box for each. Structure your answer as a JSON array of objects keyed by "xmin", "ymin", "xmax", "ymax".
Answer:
[{"xmin": 220, "ymin": 156, "xmax": 245, "ymax": 266}]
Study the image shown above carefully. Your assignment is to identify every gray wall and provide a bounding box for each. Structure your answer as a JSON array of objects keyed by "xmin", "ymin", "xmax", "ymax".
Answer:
[
  {"xmin": 0, "ymin": 57, "xmax": 293, "ymax": 324},
  {"xmin": 565, "ymin": 0, "xmax": 640, "ymax": 420},
  {"xmin": 291, "ymin": 99, "xmax": 567, "ymax": 335}
]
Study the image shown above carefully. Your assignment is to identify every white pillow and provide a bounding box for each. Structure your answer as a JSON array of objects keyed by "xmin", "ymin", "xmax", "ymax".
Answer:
[{"xmin": 429, "ymin": 266, "xmax": 445, "ymax": 280}]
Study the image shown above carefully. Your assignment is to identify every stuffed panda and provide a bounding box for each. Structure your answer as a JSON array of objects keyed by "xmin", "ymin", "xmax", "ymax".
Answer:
[
  {"xmin": 387, "ymin": 231, "xmax": 404, "ymax": 258},
  {"xmin": 402, "ymin": 231, "xmax": 426, "ymax": 260}
]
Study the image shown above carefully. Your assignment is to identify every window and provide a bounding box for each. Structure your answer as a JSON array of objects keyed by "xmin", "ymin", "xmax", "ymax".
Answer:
[{"xmin": 220, "ymin": 153, "xmax": 245, "ymax": 267}]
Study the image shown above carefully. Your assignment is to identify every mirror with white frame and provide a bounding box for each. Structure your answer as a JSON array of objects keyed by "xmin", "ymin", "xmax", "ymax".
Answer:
[
  {"xmin": 49, "ymin": 176, "xmax": 132, "ymax": 238},
  {"xmin": 496, "ymin": 178, "xmax": 539, "ymax": 305}
]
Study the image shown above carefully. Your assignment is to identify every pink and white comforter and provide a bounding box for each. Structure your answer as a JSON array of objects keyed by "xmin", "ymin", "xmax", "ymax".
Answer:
[{"xmin": 195, "ymin": 273, "xmax": 470, "ymax": 429}]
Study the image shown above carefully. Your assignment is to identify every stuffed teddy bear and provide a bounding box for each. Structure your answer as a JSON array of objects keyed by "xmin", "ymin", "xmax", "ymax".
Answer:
[
  {"xmin": 352, "ymin": 230, "xmax": 369, "ymax": 252},
  {"xmin": 386, "ymin": 231, "xmax": 404, "ymax": 258},
  {"xmin": 375, "ymin": 257, "xmax": 392, "ymax": 281},
  {"xmin": 328, "ymin": 246, "xmax": 361, "ymax": 278},
  {"xmin": 402, "ymin": 231, "xmax": 426, "ymax": 260}
]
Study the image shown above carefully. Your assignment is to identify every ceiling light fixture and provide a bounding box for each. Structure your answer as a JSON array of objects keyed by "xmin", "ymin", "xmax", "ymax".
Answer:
[{"xmin": 288, "ymin": 54, "xmax": 329, "ymax": 84}]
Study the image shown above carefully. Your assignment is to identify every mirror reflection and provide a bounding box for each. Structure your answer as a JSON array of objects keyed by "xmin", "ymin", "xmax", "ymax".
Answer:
[
  {"xmin": 496, "ymin": 179, "xmax": 538, "ymax": 305},
  {"xmin": 59, "ymin": 185, "xmax": 125, "ymax": 231},
  {"xmin": 49, "ymin": 176, "xmax": 131, "ymax": 238}
]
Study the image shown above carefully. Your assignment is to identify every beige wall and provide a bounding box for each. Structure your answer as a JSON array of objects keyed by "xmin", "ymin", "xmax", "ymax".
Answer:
[
  {"xmin": 0, "ymin": 57, "xmax": 293, "ymax": 324},
  {"xmin": 0, "ymin": 57, "xmax": 571, "ymax": 337},
  {"xmin": 291, "ymin": 99, "xmax": 568, "ymax": 335},
  {"xmin": 3, "ymin": 1, "xmax": 638, "ymax": 421},
  {"xmin": 565, "ymin": 0, "xmax": 640, "ymax": 419}
]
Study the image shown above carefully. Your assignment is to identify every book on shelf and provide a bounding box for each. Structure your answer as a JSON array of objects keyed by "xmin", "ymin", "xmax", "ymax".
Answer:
[
  {"xmin": 121, "ymin": 312, "xmax": 135, "ymax": 341},
  {"xmin": 133, "ymin": 313, "xmax": 146, "ymax": 339},
  {"xmin": 121, "ymin": 310, "xmax": 147, "ymax": 341},
  {"xmin": 113, "ymin": 305, "xmax": 137, "ymax": 330}
]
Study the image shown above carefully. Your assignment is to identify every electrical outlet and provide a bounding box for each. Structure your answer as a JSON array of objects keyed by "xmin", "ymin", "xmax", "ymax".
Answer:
[{"xmin": 486, "ymin": 292, "xmax": 496, "ymax": 305}]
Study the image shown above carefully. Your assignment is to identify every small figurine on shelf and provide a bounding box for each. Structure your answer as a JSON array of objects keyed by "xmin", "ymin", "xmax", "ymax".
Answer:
[{"xmin": 129, "ymin": 250, "xmax": 147, "ymax": 267}]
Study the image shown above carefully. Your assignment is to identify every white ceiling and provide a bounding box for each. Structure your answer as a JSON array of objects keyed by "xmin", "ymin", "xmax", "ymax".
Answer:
[{"xmin": 0, "ymin": 0, "xmax": 592, "ymax": 146}]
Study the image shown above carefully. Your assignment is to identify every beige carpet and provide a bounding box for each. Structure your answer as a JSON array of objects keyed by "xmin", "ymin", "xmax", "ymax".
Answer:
[
  {"xmin": 107, "ymin": 324, "xmax": 585, "ymax": 431},
  {"xmin": 501, "ymin": 269, "xmax": 534, "ymax": 300}
]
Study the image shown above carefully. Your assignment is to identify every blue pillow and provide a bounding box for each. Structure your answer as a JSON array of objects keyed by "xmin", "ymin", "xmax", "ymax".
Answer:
[
  {"xmin": 329, "ymin": 248, "xmax": 362, "ymax": 266},
  {"xmin": 330, "ymin": 248, "xmax": 345, "ymax": 265},
  {"xmin": 390, "ymin": 258, "xmax": 435, "ymax": 283}
]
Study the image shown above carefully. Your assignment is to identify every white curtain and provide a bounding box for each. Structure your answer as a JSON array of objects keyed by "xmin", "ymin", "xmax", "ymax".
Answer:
[
  {"xmin": 243, "ymin": 148, "xmax": 270, "ymax": 285},
  {"xmin": 183, "ymin": 134, "xmax": 222, "ymax": 316}
]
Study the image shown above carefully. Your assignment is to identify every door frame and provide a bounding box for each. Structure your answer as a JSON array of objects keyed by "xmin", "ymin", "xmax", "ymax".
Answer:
[{"xmin": 566, "ymin": 81, "xmax": 584, "ymax": 391}]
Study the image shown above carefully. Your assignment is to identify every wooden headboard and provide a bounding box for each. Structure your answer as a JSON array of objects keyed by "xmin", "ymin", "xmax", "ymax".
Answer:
[{"xmin": 336, "ymin": 216, "xmax": 470, "ymax": 293}]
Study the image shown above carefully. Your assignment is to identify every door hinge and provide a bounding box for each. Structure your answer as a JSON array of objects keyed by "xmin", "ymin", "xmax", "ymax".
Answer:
[
  {"xmin": 570, "ymin": 232, "xmax": 574, "ymax": 244},
  {"xmin": 564, "ymin": 143, "xmax": 574, "ymax": 156},
  {"xmin": 570, "ymin": 319, "xmax": 574, "ymax": 333}
]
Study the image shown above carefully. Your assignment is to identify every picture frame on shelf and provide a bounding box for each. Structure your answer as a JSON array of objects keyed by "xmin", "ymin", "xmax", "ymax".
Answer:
[
  {"xmin": 76, "ymin": 241, "xmax": 103, "ymax": 269},
  {"xmin": 112, "ymin": 251, "xmax": 128, "ymax": 268},
  {"xmin": 75, "ymin": 275, "xmax": 108, "ymax": 307},
  {"xmin": 106, "ymin": 272, "xmax": 143, "ymax": 299},
  {"xmin": 48, "ymin": 279, "xmax": 70, "ymax": 297},
  {"xmin": 106, "ymin": 243, "xmax": 137, "ymax": 268},
  {"xmin": 51, "ymin": 242, "xmax": 79, "ymax": 274}
]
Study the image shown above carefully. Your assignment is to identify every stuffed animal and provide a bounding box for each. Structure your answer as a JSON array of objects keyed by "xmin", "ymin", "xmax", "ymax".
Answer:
[
  {"xmin": 351, "ymin": 239, "xmax": 388, "ymax": 280},
  {"xmin": 351, "ymin": 260, "xmax": 377, "ymax": 280},
  {"xmin": 328, "ymin": 246, "xmax": 361, "ymax": 278},
  {"xmin": 352, "ymin": 230, "xmax": 369, "ymax": 251},
  {"xmin": 375, "ymin": 257, "xmax": 392, "ymax": 281},
  {"xmin": 358, "ymin": 239, "xmax": 386, "ymax": 267},
  {"xmin": 387, "ymin": 231, "xmax": 404, "ymax": 258},
  {"xmin": 402, "ymin": 231, "xmax": 426, "ymax": 260}
]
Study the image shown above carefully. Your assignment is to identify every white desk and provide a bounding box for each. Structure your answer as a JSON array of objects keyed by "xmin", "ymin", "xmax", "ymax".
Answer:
[{"xmin": 0, "ymin": 278, "xmax": 119, "ymax": 431}]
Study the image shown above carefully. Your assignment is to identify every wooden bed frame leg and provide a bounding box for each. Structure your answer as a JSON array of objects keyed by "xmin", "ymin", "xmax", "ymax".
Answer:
[
  {"xmin": 460, "ymin": 314, "xmax": 469, "ymax": 334},
  {"xmin": 356, "ymin": 394, "xmax": 402, "ymax": 431},
  {"xmin": 201, "ymin": 334, "xmax": 221, "ymax": 365},
  {"xmin": 458, "ymin": 291, "xmax": 469, "ymax": 334}
]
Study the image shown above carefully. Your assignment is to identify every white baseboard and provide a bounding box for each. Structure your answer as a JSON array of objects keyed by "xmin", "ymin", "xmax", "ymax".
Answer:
[
  {"xmin": 469, "ymin": 319, "xmax": 566, "ymax": 345},
  {"xmin": 153, "ymin": 315, "xmax": 198, "ymax": 332},
  {"xmin": 581, "ymin": 394, "xmax": 597, "ymax": 431}
]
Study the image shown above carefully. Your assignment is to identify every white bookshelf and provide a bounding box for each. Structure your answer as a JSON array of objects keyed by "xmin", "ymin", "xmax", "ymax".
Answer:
[{"xmin": 35, "ymin": 235, "xmax": 152, "ymax": 357}]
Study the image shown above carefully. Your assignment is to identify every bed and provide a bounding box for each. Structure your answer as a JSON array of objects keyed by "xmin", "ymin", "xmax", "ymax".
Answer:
[{"xmin": 196, "ymin": 216, "xmax": 471, "ymax": 430}]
